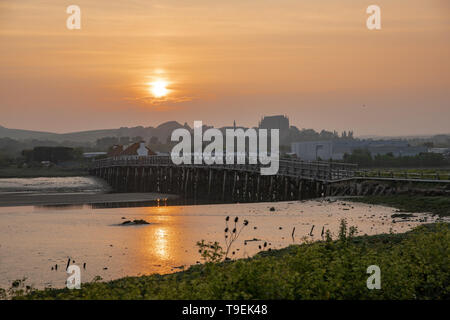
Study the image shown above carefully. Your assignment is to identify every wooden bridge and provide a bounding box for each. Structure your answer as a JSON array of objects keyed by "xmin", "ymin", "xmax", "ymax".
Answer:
[
  {"xmin": 90, "ymin": 156, "xmax": 357, "ymax": 202},
  {"xmin": 90, "ymin": 156, "xmax": 449, "ymax": 202}
]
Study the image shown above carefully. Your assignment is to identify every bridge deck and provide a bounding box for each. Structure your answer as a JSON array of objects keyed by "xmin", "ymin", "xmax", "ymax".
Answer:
[
  {"xmin": 92, "ymin": 156, "xmax": 357, "ymax": 182},
  {"xmin": 92, "ymin": 156, "xmax": 449, "ymax": 184}
]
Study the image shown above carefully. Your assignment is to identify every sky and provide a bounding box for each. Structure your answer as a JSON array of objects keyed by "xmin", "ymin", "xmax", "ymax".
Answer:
[{"xmin": 0, "ymin": 0, "xmax": 449, "ymax": 136}]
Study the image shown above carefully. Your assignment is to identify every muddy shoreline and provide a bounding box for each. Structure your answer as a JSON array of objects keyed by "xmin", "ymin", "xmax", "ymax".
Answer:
[{"xmin": 0, "ymin": 192, "xmax": 178, "ymax": 207}]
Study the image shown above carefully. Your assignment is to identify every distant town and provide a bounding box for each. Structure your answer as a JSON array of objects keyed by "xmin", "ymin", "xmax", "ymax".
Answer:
[{"xmin": 0, "ymin": 115, "xmax": 449, "ymax": 177}]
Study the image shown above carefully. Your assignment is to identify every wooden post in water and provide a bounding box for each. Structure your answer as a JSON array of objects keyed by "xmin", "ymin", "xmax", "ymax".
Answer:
[
  {"xmin": 184, "ymin": 168, "xmax": 190, "ymax": 197},
  {"xmin": 232, "ymin": 171, "xmax": 237, "ymax": 201},
  {"xmin": 194, "ymin": 169, "xmax": 199, "ymax": 200},
  {"xmin": 269, "ymin": 176, "xmax": 274, "ymax": 201},
  {"xmin": 134, "ymin": 167, "xmax": 138, "ymax": 192},
  {"xmin": 284, "ymin": 177, "xmax": 288, "ymax": 200},
  {"xmin": 256, "ymin": 175, "xmax": 261, "ymax": 201},
  {"xmin": 243, "ymin": 173, "xmax": 248, "ymax": 201},
  {"xmin": 126, "ymin": 167, "xmax": 130, "ymax": 191},
  {"xmin": 208, "ymin": 169, "xmax": 212, "ymax": 196},
  {"xmin": 222, "ymin": 170, "xmax": 227, "ymax": 201},
  {"xmin": 115, "ymin": 167, "xmax": 119, "ymax": 191},
  {"xmin": 169, "ymin": 167, "xmax": 173, "ymax": 193},
  {"xmin": 298, "ymin": 180, "xmax": 303, "ymax": 200}
]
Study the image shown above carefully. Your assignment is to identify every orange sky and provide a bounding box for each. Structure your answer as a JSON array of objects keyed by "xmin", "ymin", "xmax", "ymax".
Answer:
[{"xmin": 0, "ymin": 0, "xmax": 449, "ymax": 136}]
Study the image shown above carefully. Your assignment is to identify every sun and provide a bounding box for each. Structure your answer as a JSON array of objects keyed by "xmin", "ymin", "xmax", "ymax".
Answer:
[{"xmin": 149, "ymin": 79, "xmax": 169, "ymax": 98}]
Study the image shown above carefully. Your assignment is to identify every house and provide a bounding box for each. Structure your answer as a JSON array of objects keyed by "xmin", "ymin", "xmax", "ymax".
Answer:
[
  {"xmin": 291, "ymin": 139, "xmax": 427, "ymax": 161},
  {"xmin": 107, "ymin": 145, "xmax": 124, "ymax": 157},
  {"xmin": 120, "ymin": 141, "xmax": 156, "ymax": 159},
  {"xmin": 83, "ymin": 152, "xmax": 107, "ymax": 159}
]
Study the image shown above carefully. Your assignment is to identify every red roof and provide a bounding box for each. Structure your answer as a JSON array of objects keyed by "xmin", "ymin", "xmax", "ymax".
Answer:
[
  {"xmin": 120, "ymin": 142, "xmax": 156, "ymax": 156},
  {"xmin": 107, "ymin": 145, "xmax": 124, "ymax": 157}
]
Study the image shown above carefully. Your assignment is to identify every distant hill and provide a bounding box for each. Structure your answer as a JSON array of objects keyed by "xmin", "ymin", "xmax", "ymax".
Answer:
[
  {"xmin": 153, "ymin": 121, "xmax": 190, "ymax": 143},
  {"xmin": 1, "ymin": 122, "xmax": 448, "ymax": 146},
  {"xmin": 0, "ymin": 125, "xmax": 56, "ymax": 140},
  {"xmin": 55, "ymin": 129, "xmax": 126, "ymax": 143},
  {"xmin": 0, "ymin": 121, "xmax": 191, "ymax": 144}
]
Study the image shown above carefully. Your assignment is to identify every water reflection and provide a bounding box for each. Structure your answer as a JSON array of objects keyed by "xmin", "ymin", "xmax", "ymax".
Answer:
[
  {"xmin": 35, "ymin": 198, "xmax": 170, "ymax": 210},
  {"xmin": 136, "ymin": 214, "xmax": 176, "ymax": 267},
  {"xmin": 1, "ymin": 199, "xmax": 445, "ymax": 289},
  {"xmin": 154, "ymin": 227, "xmax": 169, "ymax": 260},
  {"xmin": 33, "ymin": 196, "xmax": 261, "ymax": 211},
  {"xmin": 150, "ymin": 206, "xmax": 174, "ymax": 215}
]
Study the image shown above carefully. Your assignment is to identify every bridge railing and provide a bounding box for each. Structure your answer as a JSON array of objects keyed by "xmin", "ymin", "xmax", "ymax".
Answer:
[
  {"xmin": 354, "ymin": 169, "xmax": 450, "ymax": 181},
  {"xmin": 91, "ymin": 155, "xmax": 358, "ymax": 181}
]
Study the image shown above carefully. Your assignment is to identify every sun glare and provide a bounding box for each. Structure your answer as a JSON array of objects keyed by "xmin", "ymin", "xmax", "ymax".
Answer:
[{"xmin": 149, "ymin": 79, "xmax": 169, "ymax": 98}]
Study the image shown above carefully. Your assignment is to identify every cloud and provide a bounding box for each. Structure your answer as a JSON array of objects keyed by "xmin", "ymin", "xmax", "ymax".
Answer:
[{"xmin": 125, "ymin": 94, "xmax": 196, "ymax": 107}]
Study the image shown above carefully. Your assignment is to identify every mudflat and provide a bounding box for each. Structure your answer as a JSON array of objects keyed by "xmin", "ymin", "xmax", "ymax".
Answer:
[{"xmin": 0, "ymin": 192, "xmax": 177, "ymax": 207}]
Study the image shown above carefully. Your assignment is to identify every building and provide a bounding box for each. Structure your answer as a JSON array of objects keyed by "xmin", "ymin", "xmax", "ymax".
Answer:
[
  {"xmin": 258, "ymin": 115, "xmax": 290, "ymax": 132},
  {"xmin": 83, "ymin": 152, "xmax": 107, "ymax": 159},
  {"xmin": 291, "ymin": 139, "xmax": 427, "ymax": 161},
  {"xmin": 105, "ymin": 142, "xmax": 156, "ymax": 159},
  {"xmin": 120, "ymin": 141, "xmax": 156, "ymax": 158},
  {"xmin": 428, "ymin": 147, "xmax": 450, "ymax": 154},
  {"xmin": 107, "ymin": 145, "xmax": 123, "ymax": 157},
  {"xmin": 259, "ymin": 115, "xmax": 291, "ymax": 145}
]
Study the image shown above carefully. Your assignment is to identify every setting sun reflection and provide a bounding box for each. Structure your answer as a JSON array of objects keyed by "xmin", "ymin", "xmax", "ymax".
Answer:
[
  {"xmin": 154, "ymin": 227, "xmax": 169, "ymax": 260},
  {"xmin": 145, "ymin": 205, "xmax": 173, "ymax": 215}
]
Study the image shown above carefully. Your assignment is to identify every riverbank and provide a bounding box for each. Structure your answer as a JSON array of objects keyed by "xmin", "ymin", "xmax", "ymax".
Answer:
[
  {"xmin": 2, "ymin": 198, "xmax": 442, "ymax": 290},
  {"xmin": 11, "ymin": 223, "xmax": 449, "ymax": 300},
  {"xmin": 0, "ymin": 192, "xmax": 178, "ymax": 207},
  {"xmin": 0, "ymin": 166, "xmax": 88, "ymax": 178},
  {"xmin": 348, "ymin": 195, "xmax": 450, "ymax": 217}
]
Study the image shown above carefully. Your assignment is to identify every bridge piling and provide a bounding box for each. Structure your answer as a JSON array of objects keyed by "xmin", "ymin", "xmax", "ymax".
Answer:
[{"xmin": 89, "ymin": 156, "xmax": 365, "ymax": 202}]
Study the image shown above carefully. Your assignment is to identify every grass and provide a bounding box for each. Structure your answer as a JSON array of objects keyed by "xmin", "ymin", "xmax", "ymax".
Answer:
[
  {"xmin": 8, "ymin": 222, "xmax": 450, "ymax": 300},
  {"xmin": 348, "ymin": 195, "xmax": 450, "ymax": 217},
  {"xmin": 0, "ymin": 166, "xmax": 88, "ymax": 178}
]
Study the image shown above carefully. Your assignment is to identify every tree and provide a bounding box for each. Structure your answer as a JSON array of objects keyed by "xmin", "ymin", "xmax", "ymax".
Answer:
[
  {"xmin": 150, "ymin": 136, "xmax": 159, "ymax": 145},
  {"xmin": 343, "ymin": 149, "xmax": 373, "ymax": 167},
  {"xmin": 96, "ymin": 137, "xmax": 119, "ymax": 150},
  {"xmin": 22, "ymin": 147, "xmax": 76, "ymax": 164}
]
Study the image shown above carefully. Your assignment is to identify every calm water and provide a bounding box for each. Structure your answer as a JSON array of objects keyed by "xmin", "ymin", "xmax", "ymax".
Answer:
[
  {"xmin": 0, "ymin": 199, "xmax": 445, "ymax": 289},
  {"xmin": 0, "ymin": 176, "xmax": 110, "ymax": 195}
]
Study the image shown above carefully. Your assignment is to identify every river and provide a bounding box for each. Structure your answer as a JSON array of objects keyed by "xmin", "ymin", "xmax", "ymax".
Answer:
[{"xmin": 0, "ymin": 177, "xmax": 444, "ymax": 289}]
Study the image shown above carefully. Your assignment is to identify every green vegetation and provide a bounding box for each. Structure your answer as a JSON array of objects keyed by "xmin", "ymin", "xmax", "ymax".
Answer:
[
  {"xmin": 1, "ymin": 145, "xmax": 89, "ymax": 178},
  {"xmin": 11, "ymin": 222, "xmax": 450, "ymax": 300},
  {"xmin": 0, "ymin": 166, "xmax": 88, "ymax": 178},
  {"xmin": 343, "ymin": 149, "xmax": 449, "ymax": 168},
  {"xmin": 197, "ymin": 216, "xmax": 249, "ymax": 262},
  {"xmin": 349, "ymin": 195, "xmax": 450, "ymax": 217},
  {"xmin": 21, "ymin": 146, "xmax": 82, "ymax": 164}
]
